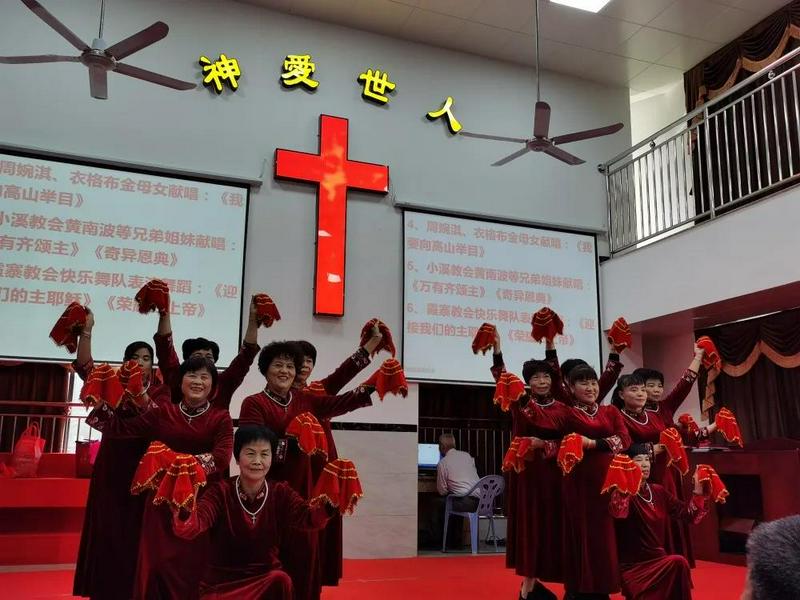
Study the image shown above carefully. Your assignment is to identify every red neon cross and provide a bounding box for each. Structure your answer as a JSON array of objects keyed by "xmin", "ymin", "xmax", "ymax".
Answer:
[{"xmin": 274, "ymin": 114, "xmax": 389, "ymax": 316}]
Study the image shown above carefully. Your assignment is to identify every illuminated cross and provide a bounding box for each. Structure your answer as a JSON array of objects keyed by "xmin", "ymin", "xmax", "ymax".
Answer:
[{"xmin": 275, "ymin": 114, "xmax": 389, "ymax": 316}]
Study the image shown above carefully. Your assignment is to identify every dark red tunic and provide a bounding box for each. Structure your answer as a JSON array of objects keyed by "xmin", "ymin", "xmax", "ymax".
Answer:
[
  {"xmin": 154, "ymin": 331, "xmax": 259, "ymax": 410},
  {"xmin": 173, "ymin": 477, "xmax": 333, "ymax": 600},
  {"xmin": 72, "ymin": 359, "xmax": 171, "ymax": 600},
  {"xmin": 90, "ymin": 400, "xmax": 233, "ymax": 600},
  {"xmin": 610, "ymin": 484, "xmax": 708, "ymax": 600},
  {"xmin": 238, "ymin": 386, "xmax": 372, "ymax": 600}
]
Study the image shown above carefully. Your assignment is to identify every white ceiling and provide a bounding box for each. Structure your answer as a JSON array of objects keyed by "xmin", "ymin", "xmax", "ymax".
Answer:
[{"xmin": 237, "ymin": 0, "xmax": 789, "ymax": 94}]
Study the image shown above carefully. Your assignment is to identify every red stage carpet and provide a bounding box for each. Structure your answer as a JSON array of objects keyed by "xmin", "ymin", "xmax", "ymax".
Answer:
[{"xmin": 0, "ymin": 556, "xmax": 745, "ymax": 599}]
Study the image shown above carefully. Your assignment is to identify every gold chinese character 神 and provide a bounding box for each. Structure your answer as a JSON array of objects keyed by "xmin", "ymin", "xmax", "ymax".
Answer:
[
  {"xmin": 426, "ymin": 96, "xmax": 463, "ymax": 134},
  {"xmin": 199, "ymin": 54, "xmax": 241, "ymax": 93},
  {"xmin": 357, "ymin": 68, "xmax": 396, "ymax": 104},
  {"xmin": 281, "ymin": 54, "xmax": 319, "ymax": 89}
]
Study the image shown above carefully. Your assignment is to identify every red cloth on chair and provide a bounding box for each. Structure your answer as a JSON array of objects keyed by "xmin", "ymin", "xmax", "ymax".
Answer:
[
  {"xmin": 80, "ymin": 363, "xmax": 124, "ymax": 408},
  {"xmin": 153, "ymin": 453, "xmax": 207, "ymax": 511},
  {"xmin": 472, "ymin": 323, "xmax": 497, "ymax": 354},
  {"xmin": 493, "ymin": 372, "xmax": 526, "ymax": 412},
  {"xmin": 311, "ymin": 459, "xmax": 363, "ymax": 515},
  {"xmin": 530, "ymin": 307, "xmax": 564, "ymax": 342},
  {"xmin": 502, "ymin": 436, "xmax": 536, "ymax": 473},
  {"xmin": 362, "ymin": 358, "xmax": 407, "ymax": 399},
  {"xmin": 715, "ymin": 408, "xmax": 743, "ymax": 447},
  {"xmin": 360, "ymin": 318, "xmax": 396, "ymax": 357},
  {"xmin": 696, "ymin": 336, "xmax": 722, "ymax": 370},
  {"xmin": 134, "ymin": 279, "xmax": 170, "ymax": 315},
  {"xmin": 607, "ymin": 317, "xmax": 633, "ymax": 350},
  {"xmin": 660, "ymin": 428, "xmax": 690, "ymax": 476},
  {"xmin": 286, "ymin": 413, "xmax": 329, "ymax": 460},
  {"xmin": 602, "ymin": 455, "xmax": 642, "ymax": 495},
  {"xmin": 49, "ymin": 301, "xmax": 88, "ymax": 353},
  {"xmin": 695, "ymin": 464, "xmax": 729, "ymax": 503},
  {"xmin": 557, "ymin": 433, "xmax": 585, "ymax": 475},
  {"xmin": 253, "ymin": 293, "xmax": 281, "ymax": 328},
  {"xmin": 131, "ymin": 441, "xmax": 178, "ymax": 495}
]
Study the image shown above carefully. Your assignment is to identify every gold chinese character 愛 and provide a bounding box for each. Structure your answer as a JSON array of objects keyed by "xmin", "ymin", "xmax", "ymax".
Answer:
[
  {"xmin": 200, "ymin": 54, "xmax": 241, "ymax": 93},
  {"xmin": 426, "ymin": 96, "xmax": 463, "ymax": 134},
  {"xmin": 281, "ymin": 54, "xmax": 319, "ymax": 89},
  {"xmin": 357, "ymin": 68, "xmax": 395, "ymax": 104}
]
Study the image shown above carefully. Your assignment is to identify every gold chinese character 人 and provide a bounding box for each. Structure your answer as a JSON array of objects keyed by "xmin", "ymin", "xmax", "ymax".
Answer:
[
  {"xmin": 357, "ymin": 68, "xmax": 395, "ymax": 104},
  {"xmin": 426, "ymin": 96, "xmax": 463, "ymax": 134},
  {"xmin": 200, "ymin": 54, "xmax": 241, "ymax": 93},
  {"xmin": 281, "ymin": 54, "xmax": 319, "ymax": 89}
]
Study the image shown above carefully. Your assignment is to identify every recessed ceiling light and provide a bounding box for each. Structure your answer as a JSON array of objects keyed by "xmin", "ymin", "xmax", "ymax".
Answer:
[{"xmin": 549, "ymin": 0, "xmax": 612, "ymax": 13}]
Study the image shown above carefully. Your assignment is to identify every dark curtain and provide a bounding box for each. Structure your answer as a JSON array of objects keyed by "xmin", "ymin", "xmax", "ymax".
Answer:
[
  {"xmin": 697, "ymin": 309, "xmax": 800, "ymax": 441},
  {"xmin": 685, "ymin": 3, "xmax": 800, "ymax": 216},
  {"xmin": 0, "ymin": 361, "xmax": 70, "ymax": 452}
]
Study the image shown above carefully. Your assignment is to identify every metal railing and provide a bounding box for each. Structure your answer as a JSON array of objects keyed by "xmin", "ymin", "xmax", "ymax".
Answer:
[
  {"xmin": 0, "ymin": 400, "xmax": 97, "ymax": 453},
  {"xmin": 419, "ymin": 417, "xmax": 512, "ymax": 477},
  {"xmin": 603, "ymin": 45, "xmax": 800, "ymax": 255}
]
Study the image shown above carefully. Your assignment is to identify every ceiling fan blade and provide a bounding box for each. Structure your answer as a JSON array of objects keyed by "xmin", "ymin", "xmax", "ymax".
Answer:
[
  {"xmin": 0, "ymin": 54, "xmax": 79, "ymax": 64},
  {"xmin": 114, "ymin": 62, "xmax": 196, "ymax": 90},
  {"xmin": 550, "ymin": 122, "xmax": 624, "ymax": 145},
  {"xmin": 491, "ymin": 146, "xmax": 532, "ymax": 167},
  {"xmin": 543, "ymin": 145, "xmax": 585, "ymax": 166},
  {"xmin": 460, "ymin": 131, "xmax": 529, "ymax": 144},
  {"xmin": 21, "ymin": 0, "xmax": 89, "ymax": 52},
  {"xmin": 89, "ymin": 65, "xmax": 108, "ymax": 100},
  {"xmin": 105, "ymin": 22, "xmax": 168, "ymax": 61},
  {"xmin": 533, "ymin": 101, "xmax": 551, "ymax": 138}
]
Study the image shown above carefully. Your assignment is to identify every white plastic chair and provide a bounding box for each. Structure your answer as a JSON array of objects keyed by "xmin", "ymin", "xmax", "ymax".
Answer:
[{"xmin": 442, "ymin": 475, "xmax": 505, "ymax": 554}]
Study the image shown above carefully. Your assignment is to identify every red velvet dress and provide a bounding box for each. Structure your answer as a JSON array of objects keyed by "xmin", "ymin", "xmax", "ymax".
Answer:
[
  {"xmin": 72, "ymin": 359, "xmax": 171, "ymax": 600},
  {"xmin": 522, "ymin": 401, "xmax": 631, "ymax": 595},
  {"xmin": 238, "ymin": 386, "xmax": 372, "ymax": 600},
  {"xmin": 154, "ymin": 332, "xmax": 259, "ymax": 410},
  {"xmin": 90, "ymin": 400, "xmax": 233, "ymax": 600},
  {"xmin": 173, "ymin": 478, "xmax": 333, "ymax": 600},
  {"xmin": 303, "ymin": 347, "xmax": 372, "ymax": 586},
  {"xmin": 610, "ymin": 484, "xmax": 708, "ymax": 600}
]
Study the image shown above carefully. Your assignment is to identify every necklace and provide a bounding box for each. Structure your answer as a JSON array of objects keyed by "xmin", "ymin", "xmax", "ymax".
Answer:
[
  {"xmin": 637, "ymin": 482, "xmax": 653, "ymax": 504},
  {"xmin": 622, "ymin": 408, "xmax": 649, "ymax": 425},
  {"xmin": 264, "ymin": 388, "xmax": 292, "ymax": 412},
  {"xmin": 574, "ymin": 402, "xmax": 598, "ymax": 417},
  {"xmin": 179, "ymin": 401, "xmax": 210, "ymax": 423},
  {"xmin": 236, "ymin": 476, "xmax": 268, "ymax": 524}
]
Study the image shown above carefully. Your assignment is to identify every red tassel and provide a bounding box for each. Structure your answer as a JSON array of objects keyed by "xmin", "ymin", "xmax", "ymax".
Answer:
[
  {"xmin": 557, "ymin": 433, "xmax": 585, "ymax": 475},
  {"xmin": 607, "ymin": 317, "xmax": 633, "ymax": 350},
  {"xmin": 153, "ymin": 453, "xmax": 207, "ymax": 511},
  {"xmin": 131, "ymin": 441, "xmax": 177, "ymax": 495},
  {"xmin": 472, "ymin": 323, "xmax": 497, "ymax": 355},
  {"xmin": 493, "ymin": 372, "xmax": 526, "ymax": 412},
  {"xmin": 362, "ymin": 358, "xmax": 408, "ymax": 400},
  {"xmin": 602, "ymin": 454, "xmax": 643, "ymax": 495},
  {"xmin": 134, "ymin": 279, "xmax": 170, "ymax": 315},
  {"xmin": 696, "ymin": 336, "xmax": 722, "ymax": 371},
  {"xmin": 286, "ymin": 412, "xmax": 329, "ymax": 460},
  {"xmin": 502, "ymin": 437, "xmax": 536, "ymax": 473},
  {"xmin": 117, "ymin": 359, "xmax": 145, "ymax": 405},
  {"xmin": 304, "ymin": 381, "xmax": 327, "ymax": 397},
  {"xmin": 360, "ymin": 318, "xmax": 396, "ymax": 357},
  {"xmin": 49, "ymin": 302, "xmax": 88, "ymax": 353},
  {"xmin": 80, "ymin": 363, "xmax": 124, "ymax": 408},
  {"xmin": 530, "ymin": 307, "xmax": 564, "ymax": 342},
  {"xmin": 252, "ymin": 293, "xmax": 281, "ymax": 328},
  {"xmin": 310, "ymin": 458, "xmax": 363, "ymax": 515},
  {"xmin": 660, "ymin": 427, "xmax": 690, "ymax": 476},
  {"xmin": 695, "ymin": 464, "xmax": 729, "ymax": 503},
  {"xmin": 715, "ymin": 407, "xmax": 743, "ymax": 447}
]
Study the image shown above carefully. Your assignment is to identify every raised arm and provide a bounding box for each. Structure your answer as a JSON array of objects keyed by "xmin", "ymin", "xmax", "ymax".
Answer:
[
  {"xmin": 315, "ymin": 348, "xmax": 372, "ymax": 396},
  {"xmin": 490, "ymin": 331, "xmax": 506, "ymax": 382},
  {"xmin": 211, "ymin": 299, "xmax": 260, "ymax": 411},
  {"xmin": 660, "ymin": 346, "xmax": 704, "ymax": 418},
  {"xmin": 598, "ymin": 350, "xmax": 624, "ymax": 401},
  {"xmin": 153, "ymin": 311, "xmax": 181, "ymax": 389},
  {"xmin": 664, "ymin": 480, "xmax": 709, "ymax": 525},
  {"xmin": 73, "ymin": 309, "xmax": 95, "ymax": 381},
  {"xmin": 308, "ymin": 387, "xmax": 374, "ymax": 420},
  {"xmin": 172, "ymin": 480, "xmax": 225, "ymax": 540}
]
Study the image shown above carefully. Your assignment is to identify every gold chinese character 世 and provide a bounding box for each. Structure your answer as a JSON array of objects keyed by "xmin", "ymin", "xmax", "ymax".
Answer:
[
  {"xmin": 426, "ymin": 96, "xmax": 463, "ymax": 134},
  {"xmin": 281, "ymin": 54, "xmax": 319, "ymax": 89},
  {"xmin": 358, "ymin": 68, "xmax": 395, "ymax": 104},
  {"xmin": 200, "ymin": 54, "xmax": 241, "ymax": 93}
]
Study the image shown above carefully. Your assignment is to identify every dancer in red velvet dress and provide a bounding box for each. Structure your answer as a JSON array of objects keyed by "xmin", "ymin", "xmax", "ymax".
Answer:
[
  {"xmin": 610, "ymin": 444, "xmax": 710, "ymax": 600},
  {"xmin": 87, "ymin": 355, "xmax": 232, "ymax": 600},
  {"xmin": 72, "ymin": 310, "xmax": 171, "ymax": 600},
  {"xmin": 238, "ymin": 341, "xmax": 376, "ymax": 600},
  {"xmin": 172, "ymin": 425, "xmax": 336, "ymax": 600}
]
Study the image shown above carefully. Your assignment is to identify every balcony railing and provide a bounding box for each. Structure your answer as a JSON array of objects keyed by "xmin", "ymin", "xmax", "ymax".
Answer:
[
  {"xmin": 0, "ymin": 400, "xmax": 97, "ymax": 454},
  {"xmin": 602, "ymin": 45, "xmax": 800, "ymax": 255}
]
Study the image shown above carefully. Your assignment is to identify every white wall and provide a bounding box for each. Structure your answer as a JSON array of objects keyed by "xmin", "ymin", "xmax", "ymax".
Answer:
[
  {"xmin": 630, "ymin": 81, "xmax": 686, "ymax": 146},
  {"xmin": 0, "ymin": 0, "xmax": 632, "ymax": 558}
]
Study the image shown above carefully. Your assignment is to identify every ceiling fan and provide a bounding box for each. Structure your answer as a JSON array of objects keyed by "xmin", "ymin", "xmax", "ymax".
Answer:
[
  {"xmin": 0, "ymin": 0, "xmax": 196, "ymax": 100},
  {"xmin": 460, "ymin": 0, "xmax": 623, "ymax": 166}
]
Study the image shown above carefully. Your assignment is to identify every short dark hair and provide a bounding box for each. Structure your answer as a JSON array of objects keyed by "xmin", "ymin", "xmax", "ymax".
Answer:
[
  {"xmin": 295, "ymin": 340, "xmax": 317, "ymax": 364},
  {"xmin": 257, "ymin": 341, "xmax": 304, "ymax": 376},
  {"xmin": 568, "ymin": 364, "xmax": 598, "ymax": 385},
  {"xmin": 561, "ymin": 358, "xmax": 588, "ymax": 379},
  {"xmin": 626, "ymin": 443, "xmax": 651, "ymax": 458},
  {"xmin": 522, "ymin": 359, "xmax": 554, "ymax": 386},
  {"xmin": 612, "ymin": 373, "xmax": 646, "ymax": 409},
  {"xmin": 123, "ymin": 341, "xmax": 154, "ymax": 362},
  {"xmin": 182, "ymin": 337, "xmax": 220, "ymax": 362},
  {"xmin": 178, "ymin": 355, "xmax": 218, "ymax": 396},
  {"xmin": 746, "ymin": 515, "xmax": 800, "ymax": 599},
  {"xmin": 234, "ymin": 425, "xmax": 278, "ymax": 459},
  {"xmin": 633, "ymin": 367, "xmax": 664, "ymax": 385}
]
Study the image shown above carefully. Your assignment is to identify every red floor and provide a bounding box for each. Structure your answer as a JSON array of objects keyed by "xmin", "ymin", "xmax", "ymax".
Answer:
[{"xmin": 0, "ymin": 556, "xmax": 746, "ymax": 599}]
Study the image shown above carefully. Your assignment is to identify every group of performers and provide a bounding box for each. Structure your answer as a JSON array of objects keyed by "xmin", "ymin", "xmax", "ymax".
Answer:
[
  {"xmin": 52, "ymin": 282, "xmax": 404, "ymax": 600},
  {"xmin": 482, "ymin": 309, "xmax": 735, "ymax": 600}
]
